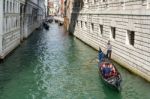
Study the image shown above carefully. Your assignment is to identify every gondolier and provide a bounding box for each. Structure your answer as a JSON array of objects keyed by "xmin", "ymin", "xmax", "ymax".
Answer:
[
  {"xmin": 98, "ymin": 48, "xmax": 122, "ymax": 91},
  {"xmin": 106, "ymin": 40, "xmax": 112, "ymax": 59}
]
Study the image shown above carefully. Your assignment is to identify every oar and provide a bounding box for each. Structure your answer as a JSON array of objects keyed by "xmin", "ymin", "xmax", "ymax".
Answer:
[{"xmin": 89, "ymin": 56, "xmax": 98, "ymax": 63}]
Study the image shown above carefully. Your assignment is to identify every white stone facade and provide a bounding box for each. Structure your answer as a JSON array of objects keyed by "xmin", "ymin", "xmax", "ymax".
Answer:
[
  {"xmin": 0, "ymin": 0, "xmax": 21, "ymax": 59},
  {"xmin": 0, "ymin": 0, "xmax": 45, "ymax": 59},
  {"xmin": 24, "ymin": 0, "xmax": 45, "ymax": 38},
  {"xmin": 70, "ymin": 0, "xmax": 150, "ymax": 81}
]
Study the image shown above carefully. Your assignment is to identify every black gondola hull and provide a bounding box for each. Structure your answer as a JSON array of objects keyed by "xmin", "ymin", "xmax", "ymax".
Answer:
[{"xmin": 98, "ymin": 62, "xmax": 122, "ymax": 91}]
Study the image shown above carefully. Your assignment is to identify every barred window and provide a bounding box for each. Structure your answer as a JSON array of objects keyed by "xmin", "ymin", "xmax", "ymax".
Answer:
[
  {"xmin": 99, "ymin": 25, "xmax": 103, "ymax": 35},
  {"xmin": 91, "ymin": 23, "xmax": 94, "ymax": 31},
  {"xmin": 127, "ymin": 30, "xmax": 135, "ymax": 46},
  {"xmin": 81, "ymin": 21, "xmax": 82, "ymax": 28},
  {"xmin": 85, "ymin": 22, "xmax": 87, "ymax": 28},
  {"xmin": 10, "ymin": 1, "xmax": 12, "ymax": 12},
  {"xmin": 111, "ymin": 27, "xmax": 116, "ymax": 39},
  {"xmin": 3, "ymin": 0, "xmax": 5, "ymax": 12},
  {"xmin": 7, "ymin": 0, "xmax": 9, "ymax": 12},
  {"xmin": 13, "ymin": 2, "xmax": 15, "ymax": 12}
]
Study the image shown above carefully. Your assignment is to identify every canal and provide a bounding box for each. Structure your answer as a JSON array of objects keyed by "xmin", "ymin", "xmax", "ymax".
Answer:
[{"xmin": 0, "ymin": 22, "xmax": 150, "ymax": 99}]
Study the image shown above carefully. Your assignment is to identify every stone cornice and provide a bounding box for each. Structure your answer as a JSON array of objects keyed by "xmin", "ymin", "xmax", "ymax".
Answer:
[{"xmin": 72, "ymin": 9, "xmax": 150, "ymax": 16}]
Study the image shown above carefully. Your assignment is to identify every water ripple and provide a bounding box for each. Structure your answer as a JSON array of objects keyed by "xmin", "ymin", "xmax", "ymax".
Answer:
[{"xmin": 0, "ymin": 23, "xmax": 150, "ymax": 99}]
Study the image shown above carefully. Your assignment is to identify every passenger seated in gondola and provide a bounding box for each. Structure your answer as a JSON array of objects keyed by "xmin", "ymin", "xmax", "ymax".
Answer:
[
  {"xmin": 102, "ymin": 63, "xmax": 112, "ymax": 78},
  {"xmin": 109, "ymin": 63, "xmax": 117, "ymax": 77},
  {"xmin": 111, "ymin": 66, "xmax": 117, "ymax": 76}
]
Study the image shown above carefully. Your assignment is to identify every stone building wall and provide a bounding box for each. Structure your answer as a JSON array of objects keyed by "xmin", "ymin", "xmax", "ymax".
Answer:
[
  {"xmin": 0, "ymin": 0, "xmax": 21, "ymax": 58},
  {"xmin": 70, "ymin": 0, "xmax": 150, "ymax": 81},
  {"xmin": 64, "ymin": 0, "xmax": 73, "ymax": 31},
  {"xmin": 24, "ymin": 0, "xmax": 45, "ymax": 38},
  {"xmin": 0, "ymin": 0, "xmax": 45, "ymax": 59}
]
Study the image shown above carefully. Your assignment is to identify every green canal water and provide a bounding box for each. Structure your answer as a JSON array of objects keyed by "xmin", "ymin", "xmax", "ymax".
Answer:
[{"xmin": 0, "ymin": 23, "xmax": 150, "ymax": 99}]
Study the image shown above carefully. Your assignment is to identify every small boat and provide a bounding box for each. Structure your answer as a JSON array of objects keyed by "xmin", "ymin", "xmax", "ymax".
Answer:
[
  {"xmin": 98, "ymin": 49, "xmax": 122, "ymax": 91},
  {"xmin": 48, "ymin": 19, "xmax": 53, "ymax": 23},
  {"xmin": 43, "ymin": 22, "xmax": 49, "ymax": 30},
  {"xmin": 55, "ymin": 20, "xmax": 58, "ymax": 23},
  {"xmin": 59, "ymin": 22, "xmax": 63, "ymax": 26}
]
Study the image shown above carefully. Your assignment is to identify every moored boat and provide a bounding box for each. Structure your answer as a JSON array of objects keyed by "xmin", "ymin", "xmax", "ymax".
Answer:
[
  {"xmin": 98, "ymin": 49, "xmax": 122, "ymax": 91},
  {"xmin": 43, "ymin": 22, "xmax": 49, "ymax": 30}
]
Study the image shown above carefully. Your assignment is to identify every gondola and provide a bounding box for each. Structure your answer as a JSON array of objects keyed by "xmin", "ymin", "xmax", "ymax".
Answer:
[
  {"xmin": 98, "ymin": 49, "xmax": 122, "ymax": 91},
  {"xmin": 48, "ymin": 19, "xmax": 53, "ymax": 23},
  {"xmin": 59, "ymin": 22, "xmax": 63, "ymax": 26},
  {"xmin": 55, "ymin": 20, "xmax": 58, "ymax": 23},
  {"xmin": 43, "ymin": 22, "xmax": 49, "ymax": 30}
]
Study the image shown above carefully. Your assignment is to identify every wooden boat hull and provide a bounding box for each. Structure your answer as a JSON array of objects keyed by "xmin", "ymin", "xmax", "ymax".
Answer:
[
  {"xmin": 99, "ymin": 70, "xmax": 122, "ymax": 91},
  {"xmin": 98, "ymin": 49, "xmax": 122, "ymax": 91},
  {"xmin": 43, "ymin": 22, "xmax": 49, "ymax": 30},
  {"xmin": 98, "ymin": 62, "xmax": 122, "ymax": 91}
]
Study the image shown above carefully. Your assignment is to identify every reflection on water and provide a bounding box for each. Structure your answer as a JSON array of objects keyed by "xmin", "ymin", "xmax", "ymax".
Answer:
[{"xmin": 0, "ymin": 23, "xmax": 150, "ymax": 99}]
